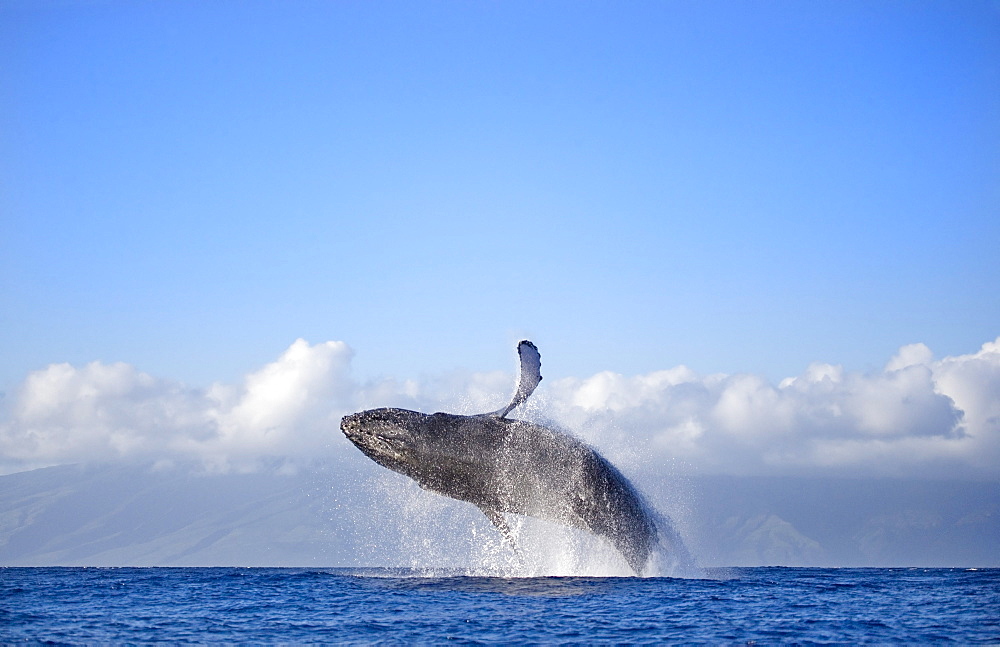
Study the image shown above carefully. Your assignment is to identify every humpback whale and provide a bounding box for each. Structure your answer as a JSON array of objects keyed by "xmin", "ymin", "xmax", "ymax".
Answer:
[{"xmin": 340, "ymin": 341, "xmax": 680, "ymax": 575}]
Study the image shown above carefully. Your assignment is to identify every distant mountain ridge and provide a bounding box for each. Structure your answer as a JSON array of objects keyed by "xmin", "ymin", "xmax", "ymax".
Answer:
[
  {"xmin": 1, "ymin": 465, "xmax": 997, "ymax": 568},
  {"xmin": 0, "ymin": 464, "xmax": 356, "ymax": 567},
  {"xmin": 681, "ymin": 475, "xmax": 1000, "ymax": 567}
]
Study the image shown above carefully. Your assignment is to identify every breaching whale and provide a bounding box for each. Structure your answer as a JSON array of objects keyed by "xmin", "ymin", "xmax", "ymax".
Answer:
[{"xmin": 340, "ymin": 341, "xmax": 679, "ymax": 575}]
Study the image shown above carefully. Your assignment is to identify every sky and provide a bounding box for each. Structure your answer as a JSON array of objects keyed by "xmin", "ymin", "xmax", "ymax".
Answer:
[{"xmin": 2, "ymin": 1, "xmax": 999, "ymax": 480}]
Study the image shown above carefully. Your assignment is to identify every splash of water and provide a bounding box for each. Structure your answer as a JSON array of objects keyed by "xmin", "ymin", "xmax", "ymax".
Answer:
[{"xmin": 358, "ymin": 470, "xmax": 701, "ymax": 578}]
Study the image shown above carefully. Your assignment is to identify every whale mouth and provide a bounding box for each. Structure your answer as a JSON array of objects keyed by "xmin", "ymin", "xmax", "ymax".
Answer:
[
  {"xmin": 339, "ymin": 413, "xmax": 366, "ymax": 439},
  {"xmin": 340, "ymin": 413, "xmax": 410, "ymax": 464},
  {"xmin": 341, "ymin": 415, "xmax": 383, "ymax": 447}
]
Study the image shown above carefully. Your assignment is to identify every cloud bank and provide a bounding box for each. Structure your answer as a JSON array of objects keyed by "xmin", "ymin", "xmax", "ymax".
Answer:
[{"xmin": 1, "ymin": 337, "xmax": 998, "ymax": 479}]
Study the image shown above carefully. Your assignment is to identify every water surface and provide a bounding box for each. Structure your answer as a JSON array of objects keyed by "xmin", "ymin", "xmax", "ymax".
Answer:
[{"xmin": 2, "ymin": 567, "xmax": 998, "ymax": 643}]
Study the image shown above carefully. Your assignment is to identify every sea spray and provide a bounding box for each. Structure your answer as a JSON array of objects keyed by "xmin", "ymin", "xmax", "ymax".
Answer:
[{"xmin": 360, "ymin": 463, "xmax": 699, "ymax": 578}]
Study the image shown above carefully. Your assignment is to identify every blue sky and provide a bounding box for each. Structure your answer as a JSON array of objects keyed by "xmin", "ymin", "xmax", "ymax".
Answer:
[{"xmin": 2, "ymin": 0, "xmax": 998, "ymax": 394}]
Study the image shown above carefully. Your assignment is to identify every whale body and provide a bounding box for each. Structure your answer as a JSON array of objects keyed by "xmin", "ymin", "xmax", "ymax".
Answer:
[{"xmin": 340, "ymin": 341, "xmax": 677, "ymax": 575}]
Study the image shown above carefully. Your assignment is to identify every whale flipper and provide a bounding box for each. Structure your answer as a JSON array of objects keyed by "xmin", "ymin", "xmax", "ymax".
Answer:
[
  {"xmin": 493, "ymin": 340, "xmax": 542, "ymax": 419},
  {"xmin": 478, "ymin": 504, "xmax": 517, "ymax": 547}
]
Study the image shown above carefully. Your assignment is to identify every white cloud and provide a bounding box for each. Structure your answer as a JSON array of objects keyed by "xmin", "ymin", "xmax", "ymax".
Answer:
[
  {"xmin": 885, "ymin": 342, "xmax": 934, "ymax": 372},
  {"xmin": 0, "ymin": 339, "xmax": 361, "ymax": 473},
  {"xmin": 546, "ymin": 338, "xmax": 999, "ymax": 479},
  {"xmin": 1, "ymin": 337, "xmax": 998, "ymax": 479}
]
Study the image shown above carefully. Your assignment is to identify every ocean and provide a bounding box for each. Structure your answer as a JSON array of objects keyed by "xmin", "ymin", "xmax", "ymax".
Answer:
[{"xmin": 2, "ymin": 567, "xmax": 997, "ymax": 643}]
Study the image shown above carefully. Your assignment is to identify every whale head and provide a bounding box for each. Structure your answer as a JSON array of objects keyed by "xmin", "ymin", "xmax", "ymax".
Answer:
[
  {"xmin": 340, "ymin": 408, "xmax": 426, "ymax": 473},
  {"xmin": 340, "ymin": 408, "xmax": 502, "ymax": 496}
]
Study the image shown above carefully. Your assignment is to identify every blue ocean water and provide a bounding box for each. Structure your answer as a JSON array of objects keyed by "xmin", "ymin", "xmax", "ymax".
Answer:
[{"xmin": 2, "ymin": 567, "xmax": 998, "ymax": 644}]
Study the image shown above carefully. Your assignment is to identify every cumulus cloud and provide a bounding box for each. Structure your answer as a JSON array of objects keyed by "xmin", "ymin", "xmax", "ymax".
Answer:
[
  {"xmin": 546, "ymin": 338, "xmax": 1000, "ymax": 479},
  {"xmin": 1, "ymin": 337, "xmax": 998, "ymax": 479},
  {"xmin": 1, "ymin": 340, "xmax": 358, "ymax": 473}
]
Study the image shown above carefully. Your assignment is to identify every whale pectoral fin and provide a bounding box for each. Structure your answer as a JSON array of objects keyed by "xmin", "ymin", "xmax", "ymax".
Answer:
[
  {"xmin": 494, "ymin": 340, "xmax": 542, "ymax": 419},
  {"xmin": 478, "ymin": 505, "xmax": 517, "ymax": 547}
]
